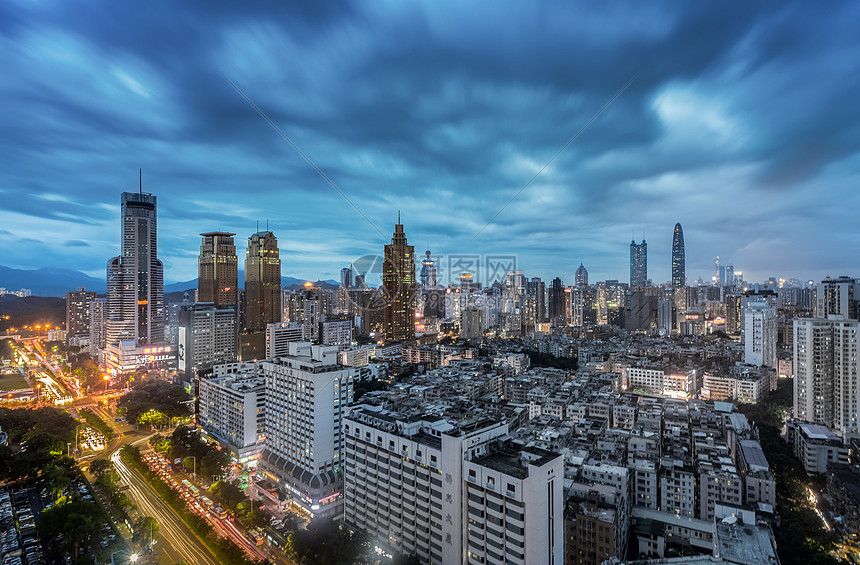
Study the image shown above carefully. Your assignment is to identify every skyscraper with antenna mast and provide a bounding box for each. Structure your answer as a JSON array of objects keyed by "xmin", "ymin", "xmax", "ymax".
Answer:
[{"xmin": 103, "ymin": 174, "xmax": 172, "ymax": 373}]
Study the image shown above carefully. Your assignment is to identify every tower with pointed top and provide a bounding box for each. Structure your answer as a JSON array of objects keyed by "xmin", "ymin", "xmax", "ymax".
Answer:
[
  {"xmin": 671, "ymin": 223, "xmax": 685, "ymax": 288},
  {"xmin": 383, "ymin": 220, "xmax": 416, "ymax": 342},
  {"xmin": 575, "ymin": 263, "xmax": 588, "ymax": 287}
]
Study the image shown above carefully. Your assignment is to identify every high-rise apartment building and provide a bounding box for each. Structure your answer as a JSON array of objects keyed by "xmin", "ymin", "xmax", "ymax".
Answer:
[
  {"xmin": 66, "ymin": 287, "xmax": 96, "ymax": 344},
  {"xmin": 816, "ymin": 276, "xmax": 857, "ymax": 319},
  {"xmin": 198, "ymin": 232, "xmax": 238, "ymax": 308},
  {"xmin": 104, "ymin": 190, "xmax": 171, "ymax": 373},
  {"xmin": 630, "ymin": 239, "xmax": 647, "ymax": 287},
  {"xmin": 198, "ymin": 369, "xmax": 266, "ymax": 466},
  {"xmin": 527, "ymin": 277, "xmax": 546, "ymax": 323},
  {"xmin": 744, "ymin": 302, "xmax": 777, "ymax": 368},
  {"xmin": 382, "ymin": 220, "xmax": 416, "ymax": 343},
  {"xmin": 177, "ymin": 302, "xmax": 237, "ymax": 382},
  {"xmin": 89, "ymin": 297, "xmax": 107, "ymax": 358},
  {"xmin": 671, "ymin": 223, "xmax": 685, "ymax": 288},
  {"xmin": 343, "ymin": 408, "xmax": 564, "ymax": 565},
  {"xmin": 241, "ymin": 231, "xmax": 281, "ymax": 360},
  {"xmin": 320, "ymin": 316, "xmax": 353, "ymax": 351},
  {"xmin": 794, "ymin": 316, "xmax": 860, "ymax": 438},
  {"xmin": 257, "ymin": 343, "xmax": 354, "ymax": 519}
]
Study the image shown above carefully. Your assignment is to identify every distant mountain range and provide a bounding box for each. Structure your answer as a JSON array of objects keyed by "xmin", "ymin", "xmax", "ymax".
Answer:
[
  {"xmin": 164, "ymin": 275, "xmax": 340, "ymax": 294},
  {"xmin": 0, "ymin": 265, "xmax": 339, "ymax": 297},
  {"xmin": 0, "ymin": 266, "xmax": 106, "ymax": 297}
]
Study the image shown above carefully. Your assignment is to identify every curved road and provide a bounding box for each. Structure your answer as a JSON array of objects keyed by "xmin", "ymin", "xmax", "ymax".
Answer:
[{"xmin": 111, "ymin": 444, "xmax": 221, "ymax": 565}]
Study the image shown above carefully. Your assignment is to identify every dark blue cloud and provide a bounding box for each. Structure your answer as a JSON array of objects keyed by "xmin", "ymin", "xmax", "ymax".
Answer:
[{"xmin": 1, "ymin": 0, "xmax": 859, "ymax": 285}]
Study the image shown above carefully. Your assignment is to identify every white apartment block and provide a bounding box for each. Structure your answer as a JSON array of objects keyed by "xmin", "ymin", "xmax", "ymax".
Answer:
[
  {"xmin": 265, "ymin": 321, "xmax": 303, "ymax": 359},
  {"xmin": 198, "ymin": 371, "xmax": 265, "ymax": 466},
  {"xmin": 320, "ymin": 318, "xmax": 353, "ymax": 351},
  {"xmin": 786, "ymin": 419, "xmax": 850, "ymax": 474},
  {"xmin": 343, "ymin": 407, "xmax": 563, "ymax": 565},
  {"xmin": 625, "ymin": 367, "xmax": 696, "ymax": 398},
  {"xmin": 701, "ymin": 368, "xmax": 771, "ymax": 404},
  {"xmin": 744, "ymin": 302, "xmax": 776, "ymax": 368},
  {"xmin": 339, "ymin": 347, "xmax": 371, "ymax": 367},
  {"xmin": 493, "ymin": 354, "xmax": 530, "ymax": 375},
  {"xmin": 794, "ymin": 315, "xmax": 860, "ymax": 438},
  {"xmin": 257, "ymin": 342, "xmax": 354, "ymax": 519}
]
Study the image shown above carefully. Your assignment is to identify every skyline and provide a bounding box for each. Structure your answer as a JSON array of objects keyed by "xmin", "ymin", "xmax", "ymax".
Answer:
[{"xmin": 2, "ymin": 1, "xmax": 860, "ymax": 284}]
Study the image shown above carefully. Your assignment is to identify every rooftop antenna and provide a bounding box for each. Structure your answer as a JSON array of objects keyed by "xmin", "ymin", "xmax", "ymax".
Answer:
[
  {"xmin": 266, "ymin": 219, "xmax": 269, "ymax": 232},
  {"xmin": 256, "ymin": 220, "xmax": 259, "ymax": 233},
  {"xmin": 398, "ymin": 210, "xmax": 401, "ymax": 224},
  {"xmin": 139, "ymin": 169, "xmax": 142, "ymax": 196}
]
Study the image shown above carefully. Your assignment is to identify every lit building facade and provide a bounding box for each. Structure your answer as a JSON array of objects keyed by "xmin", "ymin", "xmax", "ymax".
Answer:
[
  {"xmin": 104, "ymin": 190, "xmax": 172, "ymax": 374},
  {"xmin": 671, "ymin": 223, "xmax": 685, "ymax": 288},
  {"xmin": 382, "ymin": 221, "xmax": 416, "ymax": 343},
  {"xmin": 257, "ymin": 343, "xmax": 355, "ymax": 519},
  {"xmin": 198, "ymin": 231, "xmax": 238, "ymax": 308}
]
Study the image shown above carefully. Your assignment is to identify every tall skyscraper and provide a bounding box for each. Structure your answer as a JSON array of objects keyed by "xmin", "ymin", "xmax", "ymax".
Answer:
[
  {"xmin": 527, "ymin": 277, "xmax": 546, "ymax": 323},
  {"xmin": 630, "ymin": 239, "xmax": 647, "ymax": 287},
  {"xmin": 240, "ymin": 230, "xmax": 281, "ymax": 360},
  {"xmin": 198, "ymin": 232, "xmax": 238, "ymax": 308},
  {"xmin": 340, "ymin": 266, "xmax": 353, "ymax": 288},
  {"xmin": 420, "ymin": 250, "xmax": 437, "ymax": 290},
  {"xmin": 671, "ymin": 223, "xmax": 685, "ymax": 288},
  {"xmin": 382, "ymin": 220, "xmax": 416, "ymax": 343},
  {"xmin": 575, "ymin": 263, "xmax": 588, "ymax": 287},
  {"xmin": 66, "ymin": 287, "xmax": 96, "ymax": 343},
  {"xmin": 794, "ymin": 315, "xmax": 860, "ymax": 438},
  {"xmin": 244, "ymin": 231, "xmax": 281, "ymax": 332},
  {"xmin": 548, "ymin": 277, "xmax": 566, "ymax": 321},
  {"xmin": 104, "ymin": 189, "xmax": 172, "ymax": 373},
  {"xmin": 106, "ymin": 191, "xmax": 165, "ymax": 347}
]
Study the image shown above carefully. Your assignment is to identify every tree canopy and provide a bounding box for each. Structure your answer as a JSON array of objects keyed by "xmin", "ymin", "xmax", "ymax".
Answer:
[{"xmin": 118, "ymin": 379, "xmax": 191, "ymax": 424}]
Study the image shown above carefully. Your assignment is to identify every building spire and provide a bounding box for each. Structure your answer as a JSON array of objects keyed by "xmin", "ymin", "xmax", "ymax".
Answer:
[{"xmin": 398, "ymin": 210, "xmax": 401, "ymax": 225}]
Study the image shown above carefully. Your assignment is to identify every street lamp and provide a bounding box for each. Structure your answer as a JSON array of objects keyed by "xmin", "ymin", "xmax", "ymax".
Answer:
[
  {"xmin": 110, "ymin": 550, "xmax": 139, "ymax": 565},
  {"xmin": 75, "ymin": 423, "xmax": 86, "ymax": 454}
]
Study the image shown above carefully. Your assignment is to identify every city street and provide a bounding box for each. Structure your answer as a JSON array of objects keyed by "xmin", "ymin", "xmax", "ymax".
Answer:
[{"xmin": 111, "ymin": 442, "xmax": 222, "ymax": 565}]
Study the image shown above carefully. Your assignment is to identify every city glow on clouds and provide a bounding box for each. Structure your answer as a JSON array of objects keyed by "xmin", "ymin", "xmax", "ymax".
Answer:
[{"xmin": 1, "ymin": 1, "xmax": 859, "ymax": 284}]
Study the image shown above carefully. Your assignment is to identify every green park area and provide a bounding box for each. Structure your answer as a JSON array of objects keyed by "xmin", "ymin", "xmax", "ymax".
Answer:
[{"xmin": 0, "ymin": 370, "xmax": 28, "ymax": 391}]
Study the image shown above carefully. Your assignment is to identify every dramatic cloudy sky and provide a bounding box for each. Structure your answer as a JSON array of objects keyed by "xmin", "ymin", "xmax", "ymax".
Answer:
[{"xmin": 1, "ymin": 1, "xmax": 859, "ymax": 286}]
